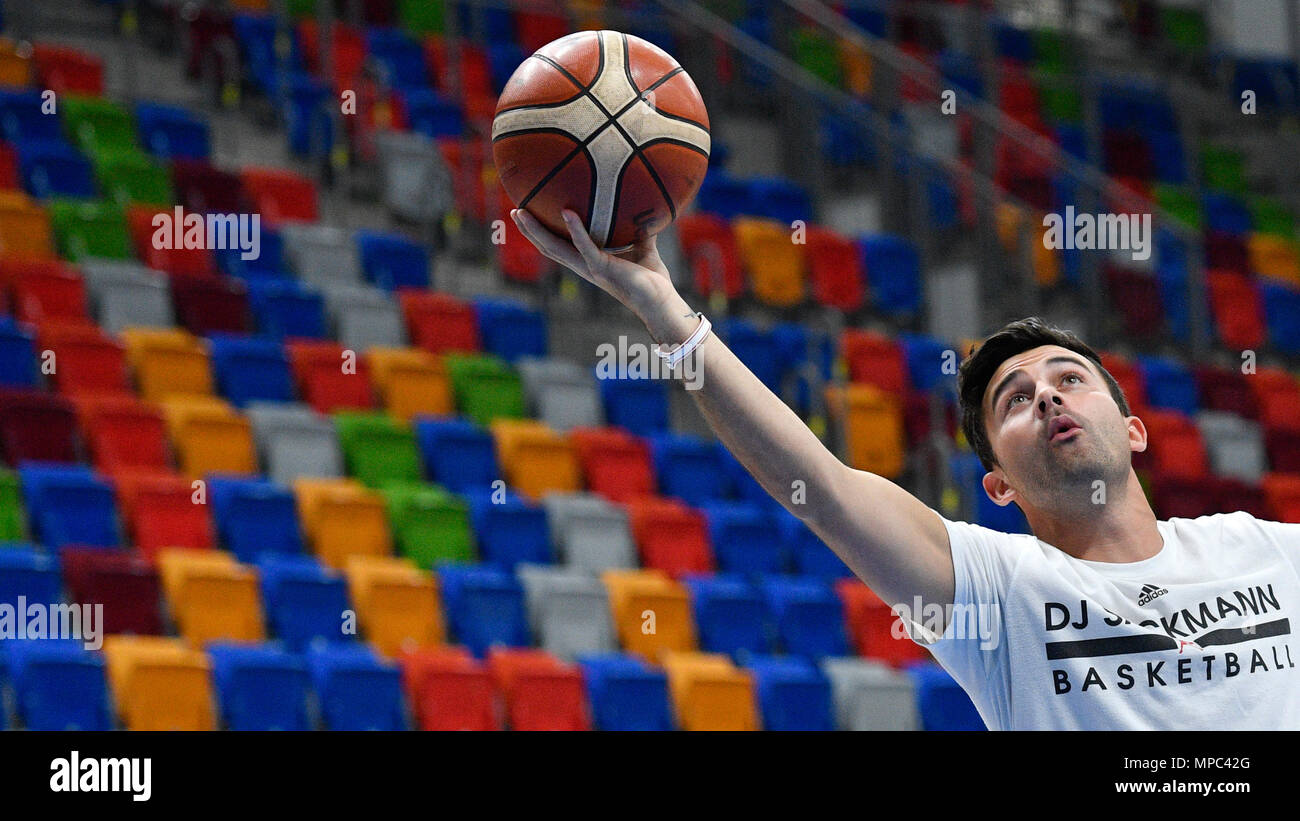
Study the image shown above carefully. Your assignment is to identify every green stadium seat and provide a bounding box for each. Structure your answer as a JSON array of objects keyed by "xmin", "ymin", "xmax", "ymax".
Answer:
[
  {"xmin": 334, "ymin": 412, "xmax": 424, "ymax": 488},
  {"xmin": 792, "ymin": 29, "xmax": 841, "ymax": 87},
  {"xmin": 1152, "ymin": 184, "xmax": 1202, "ymax": 230},
  {"xmin": 444, "ymin": 352, "xmax": 526, "ymax": 427},
  {"xmin": 1249, "ymin": 196, "xmax": 1296, "ymax": 238},
  {"xmin": 382, "ymin": 483, "xmax": 475, "ymax": 568},
  {"xmin": 398, "ymin": 0, "xmax": 444, "ymax": 34},
  {"xmin": 0, "ymin": 467, "xmax": 25, "ymax": 540},
  {"xmin": 47, "ymin": 199, "xmax": 131, "ymax": 261},
  {"xmin": 61, "ymin": 95, "xmax": 138, "ymax": 158},
  {"xmin": 1201, "ymin": 145, "xmax": 1248, "ymax": 196},
  {"xmin": 93, "ymin": 150, "xmax": 174, "ymax": 207}
]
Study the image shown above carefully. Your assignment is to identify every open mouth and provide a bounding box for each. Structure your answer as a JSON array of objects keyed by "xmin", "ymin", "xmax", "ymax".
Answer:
[{"xmin": 1048, "ymin": 415, "xmax": 1082, "ymax": 442}]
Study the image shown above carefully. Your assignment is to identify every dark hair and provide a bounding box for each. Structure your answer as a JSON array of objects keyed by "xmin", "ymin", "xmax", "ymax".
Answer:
[{"xmin": 957, "ymin": 317, "xmax": 1131, "ymax": 470}]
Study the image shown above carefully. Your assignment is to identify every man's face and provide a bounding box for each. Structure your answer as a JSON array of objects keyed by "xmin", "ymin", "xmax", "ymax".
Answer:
[{"xmin": 980, "ymin": 344, "xmax": 1144, "ymax": 511}]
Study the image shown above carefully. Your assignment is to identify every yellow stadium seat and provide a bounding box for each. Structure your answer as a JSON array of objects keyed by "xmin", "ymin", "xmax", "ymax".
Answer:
[
  {"xmin": 601, "ymin": 569, "xmax": 696, "ymax": 661},
  {"xmin": 161, "ymin": 397, "xmax": 257, "ymax": 478},
  {"xmin": 0, "ymin": 38, "xmax": 32, "ymax": 88},
  {"xmin": 367, "ymin": 347, "xmax": 455, "ymax": 422},
  {"xmin": 826, "ymin": 383, "xmax": 906, "ymax": 478},
  {"xmin": 839, "ymin": 39, "xmax": 872, "ymax": 96},
  {"xmin": 995, "ymin": 202, "xmax": 1026, "ymax": 253},
  {"xmin": 157, "ymin": 548, "xmax": 265, "ymax": 648},
  {"xmin": 294, "ymin": 478, "xmax": 393, "ymax": 569},
  {"xmin": 490, "ymin": 419, "xmax": 581, "ymax": 500},
  {"xmin": 0, "ymin": 191, "xmax": 54, "ymax": 259},
  {"xmin": 1032, "ymin": 224, "xmax": 1061, "ymax": 287},
  {"xmin": 121, "ymin": 328, "xmax": 214, "ymax": 402},
  {"xmin": 1248, "ymin": 233, "xmax": 1300, "ymax": 284},
  {"xmin": 662, "ymin": 651, "xmax": 759, "ymax": 731},
  {"xmin": 344, "ymin": 555, "xmax": 445, "ymax": 657},
  {"xmin": 102, "ymin": 636, "xmax": 216, "ymax": 730},
  {"xmin": 732, "ymin": 217, "xmax": 806, "ymax": 308}
]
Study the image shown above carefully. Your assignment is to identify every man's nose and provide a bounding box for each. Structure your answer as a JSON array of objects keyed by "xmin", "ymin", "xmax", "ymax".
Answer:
[{"xmin": 1037, "ymin": 393, "xmax": 1063, "ymax": 415}]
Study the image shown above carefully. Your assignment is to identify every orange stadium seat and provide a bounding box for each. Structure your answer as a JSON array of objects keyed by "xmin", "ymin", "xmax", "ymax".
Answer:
[
  {"xmin": 1247, "ymin": 233, "xmax": 1300, "ymax": 284},
  {"xmin": 367, "ymin": 347, "xmax": 454, "ymax": 422},
  {"xmin": 400, "ymin": 645, "xmax": 500, "ymax": 730},
  {"xmin": 601, "ymin": 569, "xmax": 697, "ymax": 661},
  {"xmin": 75, "ymin": 394, "xmax": 171, "ymax": 475},
  {"xmin": 0, "ymin": 37, "xmax": 33, "ymax": 87},
  {"xmin": 732, "ymin": 216, "xmax": 806, "ymax": 308},
  {"xmin": 491, "ymin": 419, "xmax": 582, "ymax": 500},
  {"xmin": 825, "ymin": 383, "xmax": 907, "ymax": 478},
  {"xmin": 161, "ymin": 397, "xmax": 257, "ymax": 478},
  {"xmin": 121, "ymin": 328, "xmax": 214, "ymax": 402},
  {"xmin": 487, "ymin": 648, "xmax": 590, "ymax": 731},
  {"xmin": 294, "ymin": 478, "xmax": 393, "ymax": 569},
  {"xmin": 569, "ymin": 426, "xmax": 656, "ymax": 503},
  {"xmin": 157, "ymin": 549, "xmax": 264, "ymax": 647},
  {"xmin": 0, "ymin": 192, "xmax": 55, "ymax": 258},
  {"xmin": 344, "ymin": 555, "xmax": 446, "ymax": 658},
  {"xmin": 103, "ymin": 636, "xmax": 215, "ymax": 730},
  {"xmin": 662, "ymin": 651, "xmax": 759, "ymax": 731}
]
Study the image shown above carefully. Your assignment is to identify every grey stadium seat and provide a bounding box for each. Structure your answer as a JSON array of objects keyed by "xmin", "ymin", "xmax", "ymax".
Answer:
[
  {"xmin": 79, "ymin": 258, "xmax": 175, "ymax": 333},
  {"xmin": 516, "ymin": 563, "xmax": 617, "ymax": 662},
  {"xmin": 322, "ymin": 284, "xmax": 408, "ymax": 351},
  {"xmin": 1196, "ymin": 410, "xmax": 1268, "ymax": 484},
  {"xmin": 820, "ymin": 657, "xmax": 921, "ymax": 731},
  {"xmin": 517, "ymin": 356, "xmax": 603, "ymax": 431},
  {"xmin": 374, "ymin": 129, "xmax": 455, "ymax": 224},
  {"xmin": 542, "ymin": 492, "xmax": 637, "ymax": 574},
  {"xmin": 246, "ymin": 401, "xmax": 344, "ymax": 484},
  {"xmin": 280, "ymin": 223, "xmax": 362, "ymax": 288}
]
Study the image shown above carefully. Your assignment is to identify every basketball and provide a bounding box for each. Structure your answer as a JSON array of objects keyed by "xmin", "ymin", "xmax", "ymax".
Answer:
[{"xmin": 491, "ymin": 30, "xmax": 711, "ymax": 250}]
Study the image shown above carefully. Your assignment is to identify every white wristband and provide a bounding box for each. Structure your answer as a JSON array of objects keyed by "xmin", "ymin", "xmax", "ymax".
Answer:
[{"xmin": 653, "ymin": 313, "xmax": 711, "ymax": 370}]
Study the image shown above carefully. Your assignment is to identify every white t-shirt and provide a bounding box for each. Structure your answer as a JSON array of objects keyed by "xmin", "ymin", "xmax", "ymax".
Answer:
[{"xmin": 914, "ymin": 511, "xmax": 1300, "ymax": 730}]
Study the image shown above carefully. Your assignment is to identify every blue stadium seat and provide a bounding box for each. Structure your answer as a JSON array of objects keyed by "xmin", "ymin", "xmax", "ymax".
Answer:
[
  {"xmin": 771, "ymin": 322, "xmax": 834, "ymax": 415},
  {"xmin": 285, "ymin": 73, "xmax": 333, "ymax": 158},
  {"xmin": 776, "ymin": 509, "xmax": 852, "ymax": 579},
  {"xmin": 597, "ymin": 373, "xmax": 669, "ymax": 437},
  {"xmin": 17, "ymin": 139, "xmax": 95, "ymax": 198},
  {"xmin": 907, "ymin": 662, "xmax": 986, "ymax": 730},
  {"xmin": 939, "ymin": 50, "xmax": 984, "ymax": 98},
  {"xmin": 6, "ymin": 639, "xmax": 111, "ymax": 730},
  {"xmin": 682, "ymin": 575, "xmax": 770, "ymax": 657},
  {"xmin": 1230, "ymin": 58, "xmax": 1300, "ymax": 111},
  {"xmin": 747, "ymin": 176, "xmax": 814, "ymax": 225},
  {"xmin": 858, "ymin": 234, "xmax": 922, "ymax": 316},
  {"xmin": 760, "ymin": 576, "xmax": 850, "ymax": 660},
  {"xmin": 694, "ymin": 171, "xmax": 754, "ymax": 219},
  {"xmin": 135, "ymin": 102, "xmax": 210, "ymax": 160},
  {"xmin": 718, "ymin": 318, "xmax": 783, "ymax": 392},
  {"xmin": 898, "ymin": 332, "xmax": 955, "ymax": 393},
  {"xmin": 247, "ymin": 279, "xmax": 327, "ymax": 340},
  {"xmin": 0, "ymin": 89, "xmax": 65, "ymax": 142},
  {"xmin": 649, "ymin": 432, "xmax": 731, "ymax": 507},
  {"xmin": 232, "ymin": 13, "xmax": 304, "ymax": 96},
  {"xmin": 413, "ymin": 417, "xmax": 500, "ymax": 494},
  {"xmin": 208, "ymin": 642, "xmax": 312, "ymax": 731},
  {"xmin": 992, "ymin": 21, "xmax": 1034, "ymax": 62},
  {"xmin": 487, "ymin": 43, "xmax": 527, "ymax": 94},
  {"xmin": 18, "ymin": 464, "xmax": 118, "ymax": 548},
  {"xmin": 949, "ymin": 451, "xmax": 1031, "ymax": 534},
  {"xmin": 578, "ymin": 653, "xmax": 674, "ymax": 731},
  {"xmin": 464, "ymin": 488, "xmax": 551, "ymax": 569},
  {"xmin": 402, "ymin": 88, "xmax": 465, "ymax": 139},
  {"xmin": 436, "ymin": 564, "xmax": 529, "ymax": 657},
  {"xmin": 307, "ymin": 644, "xmax": 406, "ymax": 730},
  {"xmin": 208, "ymin": 334, "xmax": 295, "ymax": 407},
  {"xmin": 216, "ymin": 227, "xmax": 287, "ymax": 281},
  {"xmin": 1203, "ymin": 192, "xmax": 1252, "ymax": 236},
  {"xmin": 364, "ymin": 28, "xmax": 430, "ymax": 91},
  {"xmin": 472, "ymin": 298, "xmax": 547, "ymax": 363},
  {"xmin": 0, "ymin": 546, "xmax": 62, "ymax": 609},
  {"xmin": 356, "ymin": 230, "xmax": 430, "ymax": 291},
  {"xmin": 701, "ymin": 502, "xmax": 788, "ymax": 576},
  {"xmin": 208, "ymin": 476, "xmax": 305, "ymax": 562},
  {"xmin": 257, "ymin": 554, "xmax": 351, "ymax": 652},
  {"xmin": 1147, "ymin": 130, "xmax": 1186, "ymax": 183},
  {"xmin": 1261, "ymin": 281, "xmax": 1300, "ymax": 355},
  {"xmin": 745, "ymin": 655, "xmax": 835, "ymax": 731},
  {"xmin": 1136, "ymin": 355, "xmax": 1199, "ymax": 415},
  {"xmin": 0, "ymin": 316, "xmax": 38, "ymax": 388}
]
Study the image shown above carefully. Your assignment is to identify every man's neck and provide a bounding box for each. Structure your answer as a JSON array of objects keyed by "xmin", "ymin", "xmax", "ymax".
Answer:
[{"xmin": 1024, "ymin": 470, "xmax": 1164, "ymax": 563}]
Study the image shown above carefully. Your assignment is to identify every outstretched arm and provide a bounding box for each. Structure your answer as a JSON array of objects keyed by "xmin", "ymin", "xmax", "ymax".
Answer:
[{"xmin": 512, "ymin": 208, "xmax": 954, "ymax": 610}]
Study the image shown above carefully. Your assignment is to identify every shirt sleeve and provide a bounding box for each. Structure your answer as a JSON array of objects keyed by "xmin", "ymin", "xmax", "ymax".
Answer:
[{"xmin": 1252, "ymin": 517, "xmax": 1300, "ymax": 574}]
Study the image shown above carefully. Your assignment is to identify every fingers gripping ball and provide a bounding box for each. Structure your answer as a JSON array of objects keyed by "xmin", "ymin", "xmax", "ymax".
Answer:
[{"xmin": 492, "ymin": 30, "xmax": 711, "ymax": 251}]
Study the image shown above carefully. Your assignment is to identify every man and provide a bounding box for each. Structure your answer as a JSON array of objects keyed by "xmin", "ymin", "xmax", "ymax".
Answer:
[{"xmin": 511, "ymin": 207, "xmax": 1300, "ymax": 730}]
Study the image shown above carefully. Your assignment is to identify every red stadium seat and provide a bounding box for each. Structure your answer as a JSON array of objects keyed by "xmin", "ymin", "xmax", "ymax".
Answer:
[
  {"xmin": 497, "ymin": 192, "xmax": 549, "ymax": 284},
  {"xmin": 127, "ymin": 206, "xmax": 218, "ymax": 279},
  {"xmin": 171, "ymin": 160, "xmax": 244, "ymax": 215},
  {"xmin": 0, "ymin": 259, "xmax": 90, "ymax": 325},
  {"xmin": 32, "ymin": 44, "xmax": 104, "ymax": 95},
  {"xmin": 75, "ymin": 394, "xmax": 171, "ymax": 476},
  {"xmin": 171, "ymin": 275, "xmax": 250, "ymax": 335},
  {"xmin": 0, "ymin": 390, "xmax": 77, "ymax": 464},
  {"xmin": 1192, "ymin": 364, "xmax": 1258, "ymax": 419},
  {"xmin": 1213, "ymin": 477, "xmax": 1270, "ymax": 518},
  {"xmin": 425, "ymin": 39, "xmax": 494, "ymax": 121},
  {"xmin": 569, "ymin": 427, "xmax": 657, "ymax": 503},
  {"xmin": 841, "ymin": 329, "xmax": 909, "ymax": 394},
  {"xmin": 624, "ymin": 496, "xmax": 714, "ymax": 579},
  {"xmin": 1099, "ymin": 352, "xmax": 1148, "ymax": 415},
  {"xmin": 240, "ymin": 167, "xmax": 319, "ymax": 225},
  {"xmin": 401, "ymin": 646, "xmax": 501, "ymax": 731},
  {"xmin": 297, "ymin": 20, "xmax": 367, "ymax": 91},
  {"xmin": 287, "ymin": 340, "xmax": 375, "ymax": 413},
  {"xmin": 0, "ymin": 144, "xmax": 19, "ymax": 191},
  {"xmin": 804, "ymin": 224, "xmax": 865, "ymax": 312},
  {"xmin": 1265, "ymin": 428, "xmax": 1300, "ymax": 474},
  {"xmin": 675, "ymin": 213, "xmax": 744, "ymax": 300},
  {"xmin": 1139, "ymin": 408, "xmax": 1209, "ymax": 481},
  {"xmin": 435, "ymin": 137, "xmax": 490, "ymax": 221},
  {"xmin": 1104, "ymin": 266, "xmax": 1164, "ymax": 340},
  {"xmin": 37, "ymin": 323, "xmax": 130, "ymax": 397},
  {"xmin": 116, "ymin": 472, "xmax": 215, "ymax": 562},
  {"xmin": 836, "ymin": 579, "xmax": 929, "ymax": 667},
  {"xmin": 1102, "ymin": 131, "xmax": 1154, "ymax": 181},
  {"xmin": 1262, "ymin": 473, "xmax": 1300, "ymax": 522},
  {"xmin": 61, "ymin": 547, "xmax": 164, "ymax": 635},
  {"xmin": 1207, "ymin": 270, "xmax": 1265, "ymax": 352},
  {"xmin": 1249, "ymin": 369, "xmax": 1300, "ymax": 434},
  {"xmin": 1150, "ymin": 474, "xmax": 1221, "ymax": 519},
  {"xmin": 399, "ymin": 290, "xmax": 480, "ymax": 354},
  {"xmin": 487, "ymin": 648, "xmax": 590, "ymax": 731},
  {"xmin": 1204, "ymin": 232, "xmax": 1249, "ymax": 275}
]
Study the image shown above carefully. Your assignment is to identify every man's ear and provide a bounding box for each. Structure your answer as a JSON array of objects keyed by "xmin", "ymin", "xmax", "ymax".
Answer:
[
  {"xmin": 982, "ymin": 468, "xmax": 1017, "ymax": 508},
  {"xmin": 1126, "ymin": 414, "xmax": 1148, "ymax": 453}
]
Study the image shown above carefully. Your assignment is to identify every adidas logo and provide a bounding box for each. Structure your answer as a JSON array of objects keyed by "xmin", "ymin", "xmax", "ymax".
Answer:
[{"xmin": 1137, "ymin": 583, "xmax": 1169, "ymax": 606}]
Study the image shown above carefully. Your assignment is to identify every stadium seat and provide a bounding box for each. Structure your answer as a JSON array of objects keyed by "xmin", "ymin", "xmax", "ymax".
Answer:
[
  {"xmin": 256, "ymin": 554, "xmax": 351, "ymax": 651},
  {"xmin": 356, "ymin": 230, "xmax": 430, "ymax": 291},
  {"xmin": 602, "ymin": 569, "xmax": 696, "ymax": 661},
  {"xmin": 123, "ymin": 205, "xmax": 217, "ymax": 278},
  {"xmin": 908, "ymin": 662, "xmax": 985, "ymax": 730},
  {"xmin": 444, "ymin": 352, "xmax": 527, "ymax": 427},
  {"xmin": 543, "ymin": 492, "xmax": 637, "ymax": 574},
  {"xmin": 170, "ymin": 276, "xmax": 250, "ymax": 336},
  {"xmin": 578, "ymin": 652, "xmax": 674, "ymax": 731},
  {"xmin": 240, "ymin": 167, "xmax": 318, "ymax": 224},
  {"xmin": 0, "ymin": 389, "xmax": 77, "ymax": 464},
  {"xmin": 1261, "ymin": 281, "xmax": 1300, "ymax": 355},
  {"xmin": 516, "ymin": 564, "xmax": 617, "ymax": 661},
  {"xmin": 5, "ymin": 639, "xmax": 112, "ymax": 731},
  {"xmin": 701, "ymin": 501, "xmax": 788, "ymax": 577},
  {"xmin": 0, "ymin": 190, "xmax": 56, "ymax": 259},
  {"xmin": 1262, "ymin": 473, "xmax": 1300, "ymax": 522},
  {"xmin": 1265, "ymin": 428, "xmax": 1300, "ymax": 474},
  {"xmin": 400, "ymin": 645, "xmax": 500, "ymax": 731},
  {"xmin": 248, "ymin": 402, "xmax": 344, "ymax": 484},
  {"xmin": 0, "ymin": 468, "xmax": 25, "ymax": 540},
  {"xmin": 323, "ymin": 284, "xmax": 408, "ymax": 351},
  {"xmin": 473, "ymin": 298, "xmax": 548, "ymax": 363},
  {"xmin": 294, "ymin": 478, "xmax": 393, "ymax": 569},
  {"xmin": 859, "ymin": 234, "xmax": 922, "ymax": 316},
  {"xmin": 171, "ymin": 159, "xmax": 244, "ymax": 215},
  {"xmin": 3, "ymin": 259, "xmax": 89, "ymax": 325},
  {"xmin": 821, "ymin": 657, "xmax": 921, "ymax": 730},
  {"xmin": 0, "ymin": 317, "xmax": 35, "ymax": 390},
  {"xmin": 334, "ymin": 412, "xmax": 423, "ymax": 488},
  {"xmin": 1196, "ymin": 411, "xmax": 1267, "ymax": 483},
  {"xmin": 36, "ymin": 324, "xmax": 126, "ymax": 397},
  {"xmin": 662, "ymin": 651, "xmax": 759, "ymax": 731},
  {"xmin": 95, "ymin": 150, "xmax": 174, "ymax": 207},
  {"xmin": 625, "ymin": 496, "xmax": 714, "ymax": 579},
  {"xmin": 437, "ymin": 564, "xmax": 530, "ymax": 657},
  {"xmin": 0, "ymin": 545, "xmax": 61, "ymax": 609},
  {"xmin": 102, "ymin": 636, "xmax": 216, "ymax": 730},
  {"xmin": 825, "ymin": 383, "xmax": 907, "ymax": 478},
  {"xmin": 308, "ymin": 644, "xmax": 406, "ymax": 730},
  {"xmin": 382, "ymin": 482, "xmax": 475, "ymax": 568},
  {"xmin": 208, "ymin": 334, "xmax": 294, "ymax": 407},
  {"xmin": 121, "ymin": 328, "xmax": 214, "ymax": 402},
  {"xmin": 247, "ymin": 279, "xmax": 328, "ymax": 340},
  {"xmin": 19, "ymin": 463, "xmax": 118, "ymax": 547},
  {"xmin": 17, "ymin": 140, "xmax": 95, "ymax": 199},
  {"xmin": 597, "ymin": 373, "xmax": 670, "ymax": 437},
  {"xmin": 1137, "ymin": 355, "xmax": 1200, "ymax": 416},
  {"xmin": 208, "ymin": 476, "xmax": 305, "ymax": 562},
  {"xmin": 744, "ymin": 655, "xmax": 835, "ymax": 731},
  {"xmin": 675, "ymin": 213, "xmax": 745, "ymax": 299},
  {"xmin": 836, "ymin": 579, "xmax": 929, "ymax": 667},
  {"xmin": 207, "ymin": 642, "xmax": 311, "ymax": 730},
  {"xmin": 281, "ymin": 223, "xmax": 362, "ymax": 288},
  {"xmin": 373, "ymin": 129, "xmax": 455, "ymax": 224},
  {"xmin": 1192, "ymin": 364, "xmax": 1258, "ymax": 420},
  {"xmin": 158, "ymin": 548, "xmax": 265, "ymax": 647},
  {"xmin": 1138, "ymin": 408, "xmax": 1209, "ymax": 481},
  {"xmin": 460, "ymin": 487, "xmax": 547, "ymax": 569},
  {"xmin": 568, "ymin": 427, "xmax": 656, "ymax": 503},
  {"xmin": 517, "ymin": 356, "xmax": 603, "ymax": 432},
  {"xmin": 344, "ymin": 555, "xmax": 445, "ymax": 657},
  {"xmin": 487, "ymin": 648, "xmax": 590, "ymax": 730},
  {"xmin": 732, "ymin": 217, "xmax": 806, "ymax": 307},
  {"xmin": 116, "ymin": 472, "xmax": 214, "ymax": 561},
  {"xmin": 35, "ymin": 45, "xmax": 103, "ymax": 95},
  {"xmin": 412, "ymin": 416, "xmax": 499, "ymax": 493},
  {"xmin": 804, "ymin": 224, "xmax": 865, "ymax": 311},
  {"xmin": 136, "ymin": 102, "xmax": 210, "ymax": 161},
  {"xmin": 399, "ymin": 290, "xmax": 480, "ymax": 354},
  {"xmin": 1248, "ymin": 233, "xmax": 1300, "ymax": 284},
  {"xmin": 761, "ymin": 576, "xmax": 850, "ymax": 660},
  {"xmin": 0, "ymin": 90, "xmax": 63, "ymax": 144},
  {"xmin": 716, "ymin": 317, "xmax": 785, "ymax": 393},
  {"xmin": 649, "ymin": 432, "xmax": 731, "ymax": 507},
  {"xmin": 62, "ymin": 543, "xmax": 160, "ymax": 634},
  {"xmin": 683, "ymin": 574, "xmax": 770, "ymax": 658},
  {"xmin": 491, "ymin": 419, "xmax": 581, "ymax": 500},
  {"xmin": 366, "ymin": 347, "xmax": 453, "ymax": 422},
  {"xmin": 1250, "ymin": 368, "xmax": 1300, "ymax": 434},
  {"xmin": 841, "ymin": 329, "xmax": 909, "ymax": 394},
  {"xmin": 79, "ymin": 259, "xmax": 175, "ymax": 334},
  {"xmin": 47, "ymin": 199, "xmax": 131, "ymax": 261},
  {"xmin": 1098, "ymin": 352, "xmax": 1148, "ymax": 414},
  {"xmin": 287, "ymin": 340, "xmax": 376, "ymax": 413},
  {"xmin": 161, "ymin": 397, "xmax": 257, "ymax": 478},
  {"xmin": 1207, "ymin": 270, "xmax": 1265, "ymax": 351}
]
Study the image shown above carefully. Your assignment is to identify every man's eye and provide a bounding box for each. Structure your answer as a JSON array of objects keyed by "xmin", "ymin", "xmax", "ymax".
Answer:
[
  {"xmin": 1007, "ymin": 393, "xmax": 1027, "ymax": 409},
  {"xmin": 1063, "ymin": 373, "xmax": 1082, "ymax": 384}
]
